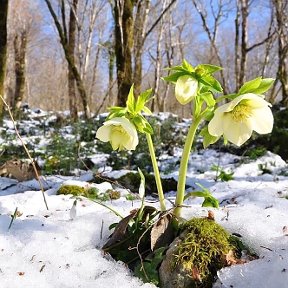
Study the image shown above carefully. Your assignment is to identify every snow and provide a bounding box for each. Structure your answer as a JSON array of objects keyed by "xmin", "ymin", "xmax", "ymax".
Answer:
[
  {"xmin": 1, "ymin": 109, "xmax": 288, "ymax": 287},
  {"xmin": 1, "ymin": 150, "xmax": 288, "ymax": 288}
]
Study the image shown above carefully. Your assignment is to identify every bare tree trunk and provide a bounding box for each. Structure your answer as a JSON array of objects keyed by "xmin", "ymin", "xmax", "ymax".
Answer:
[
  {"xmin": 234, "ymin": 0, "xmax": 241, "ymax": 90},
  {"xmin": 13, "ymin": 31, "xmax": 27, "ymax": 112},
  {"xmin": 238, "ymin": 0, "xmax": 248, "ymax": 88},
  {"xmin": 273, "ymin": 0, "xmax": 288, "ymax": 106},
  {"xmin": 191, "ymin": 0, "xmax": 228, "ymax": 94},
  {"xmin": 44, "ymin": 0, "xmax": 90, "ymax": 119},
  {"xmin": 133, "ymin": 0, "xmax": 150, "ymax": 96},
  {"xmin": 0, "ymin": 0, "xmax": 9, "ymax": 118},
  {"xmin": 68, "ymin": 0, "xmax": 78, "ymax": 121},
  {"xmin": 114, "ymin": 0, "xmax": 134, "ymax": 107}
]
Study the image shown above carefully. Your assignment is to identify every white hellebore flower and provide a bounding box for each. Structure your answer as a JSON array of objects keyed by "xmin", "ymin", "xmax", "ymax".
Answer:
[
  {"xmin": 96, "ymin": 117, "xmax": 139, "ymax": 151},
  {"xmin": 175, "ymin": 75, "xmax": 198, "ymax": 105},
  {"xmin": 208, "ymin": 93, "xmax": 273, "ymax": 146}
]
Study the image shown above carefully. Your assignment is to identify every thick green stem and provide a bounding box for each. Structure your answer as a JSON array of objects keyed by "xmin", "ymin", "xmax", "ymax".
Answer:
[
  {"xmin": 174, "ymin": 117, "xmax": 202, "ymax": 217},
  {"xmin": 146, "ymin": 133, "xmax": 166, "ymax": 211}
]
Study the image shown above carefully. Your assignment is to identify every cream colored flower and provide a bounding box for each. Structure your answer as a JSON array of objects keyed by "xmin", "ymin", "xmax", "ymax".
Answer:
[
  {"xmin": 208, "ymin": 93, "xmax": 273, "ymax": 146},
  {"xmin": 175, "ymin": 75, "xmax": 198, "ymax": 105},
  {"xmin": 96, "ymin": 117, "xmax": 139, "ymax": 151}
]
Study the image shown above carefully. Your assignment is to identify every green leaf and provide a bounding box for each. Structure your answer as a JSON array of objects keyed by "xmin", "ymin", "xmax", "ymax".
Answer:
[
  {"xmin": 202, "ymin": 196, "xmax": 219, "ymax": 208},
  {"xmin": 199, "ymin": 74, "xmax": 223, "ymax": 92},
  {"xmin": 142, "ymin": 106, "xmax": 152, "ymax": 115},
  {"xmin": 126, "ymin": 84, "xmax": 135, "ymax": 113},
  {"xmin": 200, "ymin": 92, "xmax": 215, "ymax": 107},
  {"xmin": 182, "ymin": 59, "xmax": 194, "ymax": 72},
  {"xmin": 162, "ymin": 71, "xmax": 188, "ymax": 83},
  {"xmin": 199, "ymin": 126, "xmax": 219, "ymax": 148},
  {"xmin": 238, "ymin": 77, "xmax": 262, "ymax": 95},
  {"xmin": 143, "ymin": 121, "xmax": 153, "ymax": 134},
  {"xmin": 196, "ymin": 64, "xmax": 222, "ymax": 74},
  {"xmin": 135, "ymin": 89, "xmax": 153, "ymax": 113},
  {"xmin": 252, "ymin": 78, "xmax": 275, "ymax": 95}
]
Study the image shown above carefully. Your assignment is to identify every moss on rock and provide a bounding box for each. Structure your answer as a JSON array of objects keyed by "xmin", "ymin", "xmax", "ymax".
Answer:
[
  {"xmin": 57, "ymin": 185, "xmax": 85, "ymax": 196},
  {"xmin": 159, "ymin": 217, "xmax": 240, "ymax": 288}
]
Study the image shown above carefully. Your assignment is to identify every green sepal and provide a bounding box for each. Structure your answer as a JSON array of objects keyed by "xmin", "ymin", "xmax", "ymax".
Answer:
[{"xmin": 199, "ymin": 126, "xmax": 219, "ymax": 148}]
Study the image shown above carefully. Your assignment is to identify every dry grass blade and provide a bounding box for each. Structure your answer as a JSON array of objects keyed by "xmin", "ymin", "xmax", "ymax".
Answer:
[{"xmin": 0, "ymin": 95, "xmax": 49, "ymax": 210}]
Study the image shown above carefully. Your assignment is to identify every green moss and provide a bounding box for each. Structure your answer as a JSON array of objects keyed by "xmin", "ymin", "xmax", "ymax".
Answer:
[
  {"xmin": 174, "ymin": 218, "xmax": 233, "ymax": 285},
  {"xmin": 57, "ymin": 185, "xmax": 85, "ymax": 196}
]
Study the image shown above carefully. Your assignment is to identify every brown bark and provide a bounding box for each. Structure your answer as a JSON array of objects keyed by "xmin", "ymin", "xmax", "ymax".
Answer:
[
  {"xmin": 114, "ymin": 0, "xmax": 134, "ymax": 107},
  {"xmin": 133, "ymin": 0, "xmax": 150, "ymax": 96},
  {"xmin": 238, "ymin": 0, "xmax": 248, "ymax": 88},
  {"xmin": 68, "ymin": 0, "xmax": 78, "ymax": 121},
  {"xmin": 0, "ymin": 0, "xmax": 9, "ymax": 117},
  {"xmin": 13, "ymin": 31, "xmax": 27, "ymax": 112},
  {"xmin": 44, "ymin": 0, "xmax": 90, "ymax": 119},
  {"xmin": 273, "ymin": 0, "xmax": 288, "ymax": 106}
]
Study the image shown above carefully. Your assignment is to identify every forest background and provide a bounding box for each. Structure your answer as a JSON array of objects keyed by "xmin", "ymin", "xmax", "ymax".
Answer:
[{"xmin": 0, "ymin": 0, "xmax": 287, "ymax": 119}]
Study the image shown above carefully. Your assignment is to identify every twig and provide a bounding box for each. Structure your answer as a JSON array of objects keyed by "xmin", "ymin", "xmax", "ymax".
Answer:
[{"xmin": 0, "ymin": 95, "xmax": 49, "ymax": 210}]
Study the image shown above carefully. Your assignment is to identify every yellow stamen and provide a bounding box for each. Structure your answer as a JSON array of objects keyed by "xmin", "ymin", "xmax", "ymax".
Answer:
[{"xmin": 230, "ymin": 104, "xmax": 252, "ymax": 122}]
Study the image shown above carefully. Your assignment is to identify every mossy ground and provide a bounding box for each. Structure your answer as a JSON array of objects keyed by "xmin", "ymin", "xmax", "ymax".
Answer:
[{"xmin": 170, "ymin": 217, "xmax": 246, "ymax": 287}]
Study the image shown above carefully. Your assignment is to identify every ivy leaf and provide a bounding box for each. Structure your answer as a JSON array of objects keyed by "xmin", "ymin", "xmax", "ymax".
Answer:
[
  {"xmin": 196, "ymin": 64, "xmax": 222, "ymax": 74},
  {"xmin": 199, "ymin": 74, "xmax": 223, "ymax": 92},
  {"xmin": 252, "ymin": 78, "xmax": 275, "ymax": 95},
  {"xmin": 238, "ymin": 77, "xmax": 262, "ymax": 95},
  {"xmin": 126, "ymin": 84, "xmax": 136, "ymax": 114}
]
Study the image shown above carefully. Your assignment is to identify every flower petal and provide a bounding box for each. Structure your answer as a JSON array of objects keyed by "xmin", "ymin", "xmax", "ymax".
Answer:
[
  {"xmin": 222, "ymin": 114, "xmax": 253, "ymax": 146},
  {"xmin": 96, "ymin": 125, "xmax": 111, "ymax": 142},
  {"xmin": 208, "ymin": 112, "xmax": 224, "ymax": 137},
  {"xmin": 175, "ymin": 76, "xmax": 198, "ymax": 105},
  {"xmin": 248, "ymin": 106, "xmax": 274, "ymax": 134}
]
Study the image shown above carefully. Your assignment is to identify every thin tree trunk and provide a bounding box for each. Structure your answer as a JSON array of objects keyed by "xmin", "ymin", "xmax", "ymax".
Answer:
[
  {"xmin": 68, "ymin": 0, "xmax": 78, "ymax": 121},
  {"xmin": 13, "ymin": 31, "xmax": 27, "ymax": 112},
  {"xmin": 114, "ymin": 0, "xmax": 134, "ymax": 107},
  {"xmin": 273, "ymin": 0, "xmax": 288, "ymax": 106},
  {"xmin": 0, "ymin": 0, "xmax": 9, "ymax": 118},
  {"xmin": 133, "ymin": 0, "xmax": 150, "ymax": 96},
  {"xmin": 238, "ymin": 0, "xmax": 248, "ymax": 88},
  {"xmin": 44, "ymin": 0, "xmax": 90, "ymax": 118}
]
